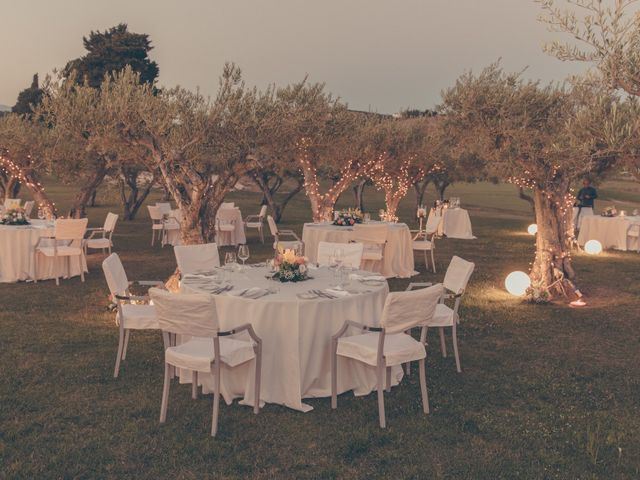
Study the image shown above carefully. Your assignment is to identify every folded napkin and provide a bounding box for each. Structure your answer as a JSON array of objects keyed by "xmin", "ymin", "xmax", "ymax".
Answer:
[
  {"xmin": 349, "ymin": 273, "xmax": 386, "ymax": 282},
  {"xmin": 229, "ymin": 287, "xmax": 269, "ymax": 299},
  {"xmin": 324, "ymin": 288, "xmax": 351, "ymax": 298},
  {"xmin": 183, "ymin": 273, "xmax": 219, "ymax": 281}
]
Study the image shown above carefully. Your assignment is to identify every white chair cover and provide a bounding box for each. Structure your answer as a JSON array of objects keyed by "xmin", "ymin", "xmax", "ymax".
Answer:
[
  {"xmin": 102, "ymin": 253, "xmax": 129, "ymax": 296},
  {"xmin": 317, "ymin": 241, "xmax": 363, "ymax": 268},
  {"xmin": 150, "ymin": 288, "xmax": 219, "ymax": 337},
  {"xmin": 425, "ymin": 214, "xmax": 441, "ymax": 235},
  {"xmin": 258, "ymin": 205, "xmax": 268, "ymax": 218},
  {"xmin": 220, "ymin": 202, "xmax": 235, "ymax": 209},
  {"xmin": 104, "ymin": 212, "xmax": 118, "ymax": 232},
  {"xmin": 156, "ymin": 203, "xmax": 172, "ymax": 215},
  {"xmin": 54, "ymin": 218, "xmax": 88, "ymax": 241},
  {"xmin": 174, "ymin": 243, "xmax": 220, "ymax": 275},
  {"xmin": 148, "ymin": 205, "xmax": 164, "ymax": 221},
  {"xmin": 23, "ymin": 201, "xmax": 35, "ymax": 218},
  {"xmin": 381, "ymin": 283, "xmax": 443, "ymax": 334},
  {"xmin": 442, "ymin": 256, "xmax": 475, "ymax": 294},
  {"xmin": 267, "ymin": 215, "xmax": 278, "ymax": 236},
  {"xmin": 4, "ymin": 198, "xmax": 21, "ymax": 210}
]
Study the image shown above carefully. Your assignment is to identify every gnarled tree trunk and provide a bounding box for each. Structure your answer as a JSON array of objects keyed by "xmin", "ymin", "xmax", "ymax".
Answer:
[
  {"xmin": 352, "ymin": 179, "xmax": 367, "ymax": 212},
  {"xmin": 68, "ymin": 163, "xmax": 108, "ymax": 218},
  {"xmin": 530, "ymin": 186, "xmax": 575, "ymax": 291},
  {"xmin": 119, "ymin": 167, "xmax": 157, "ymax": 220},
  {"xmin": 413, "ymin": 179, "xmax": 429, "ymax": 214},
  {"xmin": 250, "ymin": 171, "xmax": 303, "ymax": 223}
]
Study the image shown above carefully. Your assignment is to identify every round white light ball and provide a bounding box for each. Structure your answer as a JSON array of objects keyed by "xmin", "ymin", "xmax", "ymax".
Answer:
[
  {"xmin": 527, "ymin": 224, "xmax": 538, "ymax": 235},
  {"xmin": 505, "ymin": 271, "xmax": 531, "ymax": 296},
  {"xmin": 584, "ymin": 239, "xmax": 602, "ymax": 255}
]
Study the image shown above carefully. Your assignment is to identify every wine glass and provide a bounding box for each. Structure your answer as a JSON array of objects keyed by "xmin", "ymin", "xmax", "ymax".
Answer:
[
  {"xmin": 37, "ymin": 208, "xmax": 45, "ymax": 221},
  {"xmin": 378, "ymin": 209, "xmax": 385, "ymax": 221},
  {"xmin": 225, "ymin": 251, "xmax": 237, "ymax": 266},
  {"xmin": 238, "ymin": 244, "xmax": 250, "ymax": 267}
]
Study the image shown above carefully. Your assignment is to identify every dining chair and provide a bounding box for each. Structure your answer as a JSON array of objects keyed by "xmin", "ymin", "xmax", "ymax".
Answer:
[
  {"xmin": 215, "ymin": 209, "xmax": 236, "ymax": 245},
  {"xmin": 149, "ymin": 287, "xmax": 262, "ymax": 437},
  {"xmin": 34, "ymin": 218, "xmax": 88, "ymax": 286},
  {"xmin": 23, "ymin": 201, "xmax": 35, "ymax": 218},
  {"xmin": 155, "ymin": 202, "xmax": 172, "ymax": 216},
  {"xmin": 3, "ymin": 198, "xmax": 21, "ymax": 210},
  {"xmin": 406, "ymin": 255, "xmax": 475, "ymax": 373},
  {"xmin": 85, "ymin": 212, "xmax": 119, "ymax": 256},
  {"xmin": 174, "ymin": 243, "xmax": 220, "ymax": 276},
  {"xmin": 147, "ymin": 205, "xmax": 165, "ymax": 247},
  {"xmin": 627, "ymin": 223, "xmax": 640, "ymax": 253},
  {"xmin": 220, "ymin": 202, "xmax": 235, "ymax": 209},
  {"xmin": 267, "ymin": 215, "xmax": 302, "ymax": 251},
  {"xmin": 244, "ymin": 205, "xmax": 268, "ymax": 243},
  {"xmin": 317, "ymin": 241, "xmax": 363, "ymax": 269},
  {"xmin": 331, "ymin": 283, "xmax": 443, "ymax": 428},
  {"xmin": 412, "ymin": 213, "xmax": 441, "ymax": 273},
  {"xmin": 352, "ymin": 224, "xmax": 388, "ymax": 271},
  {"xmin": 102, "ymin": 253, "xmax": 164, "ymax": 378}
]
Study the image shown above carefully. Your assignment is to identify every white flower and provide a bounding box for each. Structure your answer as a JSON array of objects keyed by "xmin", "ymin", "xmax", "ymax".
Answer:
[{"xmin": 298, "ymin": 264, "xmax": 307, "ymax": 274}]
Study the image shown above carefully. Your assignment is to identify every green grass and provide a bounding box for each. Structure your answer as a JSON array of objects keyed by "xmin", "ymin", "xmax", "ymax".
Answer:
[{"xmin": 1, "ymin": 179, "xmax": 639, "ymax": 479}]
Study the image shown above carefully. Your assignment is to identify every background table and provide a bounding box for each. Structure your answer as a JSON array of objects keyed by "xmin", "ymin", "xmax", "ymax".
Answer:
[
  {"xmin": 302, "ymin": 222, "xmax": 416, "ymax": 278},
  {"xmin": 0, "ymin": 220, "xmax": 87, "ymax": 283},
  {"xmin": 429, "ymin": 208, "xmax": 475, "ymax": 239},
  {"xmin": 577, "ymin": 215, "xmax": 640, "ymax": 251},
  {"xmin": 215, "ymin": 207, "xmax": 246, "ymax": 246},
  {"xmin": 181, "ymin": 266, "xmax": 402, "ymax": 412}
]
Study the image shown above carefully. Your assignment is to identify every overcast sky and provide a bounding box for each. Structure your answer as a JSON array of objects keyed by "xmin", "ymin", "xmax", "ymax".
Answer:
[{"xmin": 1, "ymin": 0, "xmax": 588, "ymax": 113}]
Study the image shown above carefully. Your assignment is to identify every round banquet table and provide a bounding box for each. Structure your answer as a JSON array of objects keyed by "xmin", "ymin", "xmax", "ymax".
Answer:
[
  {"xmin": 181, "ymin": 266, "xmax": 403, "ymax": 412},
  {"xmin": 0, "ymin": 220, "xmax": 88, "ymax": 283},
  {"xmin": 429, "ymin": 208, "xmax": 476, "ymax": 239},
  {"xmin": 577, "ymin": 215, "xmax": 640, "ymax": 251},
  {"xmin": 215, "ymin": 207, "xmax": 246, "ymax": 246},
  {"xmin": 301, "ymin": 222, "xmax": 417, "ymax": 278}
]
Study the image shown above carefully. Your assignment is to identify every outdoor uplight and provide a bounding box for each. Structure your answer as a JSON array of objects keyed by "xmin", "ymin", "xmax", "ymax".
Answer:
[
  {"xmin": 505, "ymin": 271, "xmax": 531, "ymax": 296},
  {"xmin": 584, "ymin": 239, "xmax": 603, "ymax": 255},
  {"xmin": 527, "ymin": 224, "xmax": 537, "ymax": 235}
]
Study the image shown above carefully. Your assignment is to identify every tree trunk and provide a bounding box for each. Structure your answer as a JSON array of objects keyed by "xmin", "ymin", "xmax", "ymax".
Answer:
[
  {"xmin": 518, "ymin": 187, "xmax": 535, "ymax": 215},
  {"xmin": 352, "ymin": 179, "xmax": 367, "ymax": 212},
  {"xmin": 413, "ymin": 180, "xmax": 429, "ymax": 215},
  {"xmin": 119, "ymin": 168, "xmax": 157, "ymax": 220},
  {"xmin": 251, "ymin": 172, "xmax": 303, "ymax": 223},
  {"xmin": 385, "ymin": 193, "xmax": 402, "ymax": 221},
  {"xmin": 89, "ymin": 189, "xmax": 98, "ymax": 207},
  {"xmin": 530, "ymin": 187, "xmax": 575, "ymax": 292},
  {"xmin": 68, "ymin": 165, "xmax": 107, "ymax": 218},
  {"xmin": 435, "ymin": 180, "xmax": 450, "ymax": 201},
  {"xmin": 9, "ymin": 178, "xmax": 21, "ymax": 199}
]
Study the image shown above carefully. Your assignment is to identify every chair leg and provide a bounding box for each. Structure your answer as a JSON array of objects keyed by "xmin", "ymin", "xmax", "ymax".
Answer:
[
  {"xmin": 159, "ymin": 362, "xmax": 171, "ymax": 423},
  {"xmin": 114, "ymin": 327, "xmax": 125, "ymax": 378},
  {"xmin": 424, "ymin": 251, "xmax": 429, "ymax": 270},
  {"xmin": 151, "ymin": 229, "xmax": 154, "ymax": 247},
  {"xmin": 331, "ymin": 339, "xmax": 338, "ymax": 409},
  {"xmin": 431, "ymin": 248, "xmax": 436, "ymax": 273},
  {"xmin": 211, "ymin": 361, "xmax": 221, "ymax": 437},
  {"xmin": 418, "ymin": 358, "xmax": 430, "ymax": 414},
  {"xmin": 79, "ymin": 254, "xmax": 85, "ymax": 282},
  {"xmin": 253, "ymin": 345, "xmax": 262, "ymax": 415},
  {"xmin": 259, "ymin": 226, "xmax": 264, "ymax": 244},
  {"xmin": 377, "ymin": 362, "xmax": 386, "ymax": 428},
  {"xmin": 439, "ymin": 328, "xmax": 447, "ymax": 357},
  {"xmin": 192, "ymin": 371, "xmax": 198, "ymax": 399},
  {"xmin": 404, "ymin": 362, "xmax": 411, "ymax": 376},
  {"xmin": 122, "ymin": 329, "xmax": 130, "ymax": 360},
  {"xmin": 452, "ymin": 325, "xmax": 462, "ymax": 373},
  {"xmin": 386, "ymin": 366, "xmax": 392, "ymax": 393},
  {"xmin": 34, "ymin": 252, "xmax": 38, "ymax": 283}
]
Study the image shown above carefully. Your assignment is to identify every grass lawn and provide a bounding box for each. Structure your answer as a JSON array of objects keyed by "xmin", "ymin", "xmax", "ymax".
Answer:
[{"xmin": 1, "ymin": 179, "xmax": 639, "ymax": 479}]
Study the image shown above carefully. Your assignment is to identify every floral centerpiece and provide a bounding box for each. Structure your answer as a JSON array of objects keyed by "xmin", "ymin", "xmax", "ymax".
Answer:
[
  {"xmin": 0, "ymin": 208, "xmax": 30, "ymax": 226},
  {"xmin": 270, "ymin": 247, "xmax": 308, "ymax": 282},
  {"xmin": 333, "ymin": 208, "xmax": 363, "ymax": 226},
  {"xmin": 601, "ymin": 206, "xmax": 617, "ymax": 217}
]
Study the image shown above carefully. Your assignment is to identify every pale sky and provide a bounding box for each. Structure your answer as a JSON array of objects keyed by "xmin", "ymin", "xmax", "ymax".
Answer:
[{"xmin": 1, "ymin": 0, "xmax": 587, "ymax": 113}]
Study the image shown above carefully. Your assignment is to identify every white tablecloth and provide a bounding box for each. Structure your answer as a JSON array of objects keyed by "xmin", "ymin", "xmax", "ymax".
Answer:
[
  {"xmin": 181, "ymin": 266, "xmax": 402, "ymax": 412},
  {"xmin": 215, "ymin": 207, "xmax": 246, "ymax": 246},
  {"xmin": 577, "ymin": 215, "xmax": 640, "ymax": 251},
  {"xmin": 430, "ymin": 208, "xmax": 475, "ymax": 239},
  {"xmin": 0, "ymin": 220, "xmax": 87, "ymax": 283},
  {"xmin": 301, "ymin": 222, "xmax": 417, "ymax": 278}
]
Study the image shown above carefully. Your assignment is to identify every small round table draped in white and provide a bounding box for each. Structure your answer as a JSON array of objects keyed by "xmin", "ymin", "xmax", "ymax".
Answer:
[
  {"xmin": 301, "ymin": 222, "xmax": 417, "ymax": 278},
  {"xmin": 429, "ymin": 208, "xmax": 475, "ymax": 239},
  {"xmin": 181, "ymin": 266, "xmax": 403, "ymax": 412},
  {"xmin": 0, "ymin": 220, "xmax": 87, "ymax": 283},
  {"xmin": 578, "ymin": 215, "xmax": 640, "ymax": 251}
]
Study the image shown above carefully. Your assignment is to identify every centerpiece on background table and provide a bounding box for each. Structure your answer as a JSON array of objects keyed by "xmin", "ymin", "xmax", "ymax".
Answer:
[
  {"xmin": 601, "ymin": 206, "xmax": 617, "ymax": 217},
  {"xmin": 270, "ymin": 246, "xmax": 309, "ymax": 282},
  {"xmin": 333, "ymin": 208, "xmax": 363, "ymax": 226},
  {"xmin": 0, "ymin": 208, "xmax": 30, "ymax": 226}
]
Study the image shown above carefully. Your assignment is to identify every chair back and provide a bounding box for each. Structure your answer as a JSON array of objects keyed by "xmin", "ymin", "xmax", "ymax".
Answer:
[
  {"xmin": 317, "ymin": 241, "xmax": 363, "ymax": 268},
  {"xmin": 155, "ymin": 203, "xmax": 172, "ymax": 215},
  {"xmin": 443, "ymin": 256, "xmax": 475, "ymax": 294},
  {"xmin": 148, "ymin": 205, "xmax": 163, "ymax": 221},
  {"xmin": 104, "ymin": 212, "xmax": 119, "ymax": 233},
  {"xmin": 54, "ymin": 218, "xmax": 88, "ymax": 241},
  {"xmin": 102, "ymin": 253, "xmax": 129, "ymax": 297},
  {"xmin": 258, "ymin": 205, "xmax": 268, "ymax": 219},
  {"xmin": 4, "ymin": 198, "xmax": 21, "ymax": 209},
  {"xmin": 217, "ymin": 208, "xmax": 236, "ymax": 224},
  {"xmin": 352, "ymin": 224, "xmax": 388, "ymax": 245},
  {"xmin": 627, "ymin": 223, "xmax": 640, "ymax": 237},
  {"xmin": 220, "ymin": 202, "xmax": 235, "ymax": 209},
  {"xmin": 267, "ymin": 215, "xmax": 278, "ymax": 236},
  {"xmin": 381, "ymin": 283, "xmax": 443, "ymax": 334},
  {"xmin": 150, "ymin": 288, "xmax": 219, "ymax": 336},
  {"xmin": 425, "ymin": 214, "xmax": 441, "ymax": 235},
  {"xmin": 23, "ymin": 201, "xmax": 35, "ymax": 218},
  {"xmin": 174, "ymin": 243, "xmax": 220, "ymax": 275},
  {"xmin": 170, "ymin": 209, "xmax": 183, "ymax": 224}
]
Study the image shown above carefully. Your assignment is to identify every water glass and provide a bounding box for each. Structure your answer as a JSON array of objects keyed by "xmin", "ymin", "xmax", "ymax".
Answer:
[
  {"xmin": 363, "ymin": 212, "xmax": 371, "ymax": 223},
  {"xmin": 238, "ymin": 244, "xmax": 250, "ymax": 266}
]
